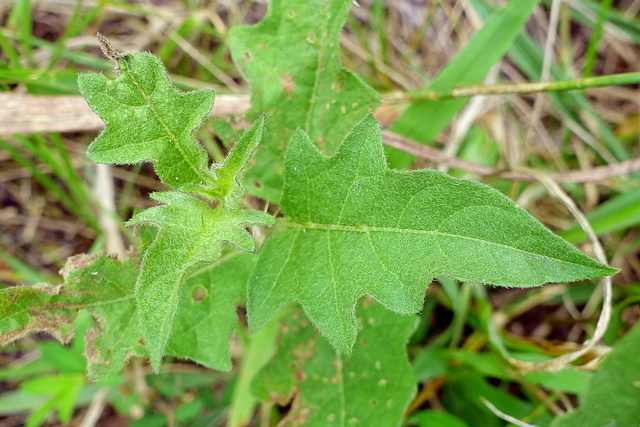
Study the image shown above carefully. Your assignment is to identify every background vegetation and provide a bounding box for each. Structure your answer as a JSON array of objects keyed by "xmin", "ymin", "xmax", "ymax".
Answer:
[{"xmin": 0, "ymin": 0, "xmax": 638, "ymax": 425}]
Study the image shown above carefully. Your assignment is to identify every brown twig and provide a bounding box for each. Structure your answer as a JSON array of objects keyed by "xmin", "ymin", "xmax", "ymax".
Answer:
[
  {"xmin": 0, "ymin": 93, "xmax": 249, "ymax": 135},
  {"xmin": 383, "ymin": 130, "xmax": 640, "ymax": 183},
  {"xmin": 1, "ymin": 93, "xmax": 638, "ymax": 183}
]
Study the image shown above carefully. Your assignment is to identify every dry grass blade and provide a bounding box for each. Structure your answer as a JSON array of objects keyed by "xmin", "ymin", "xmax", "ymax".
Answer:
[{"xmin": 507, "ymin": 167, "xmax": 614, "ymax": 374}]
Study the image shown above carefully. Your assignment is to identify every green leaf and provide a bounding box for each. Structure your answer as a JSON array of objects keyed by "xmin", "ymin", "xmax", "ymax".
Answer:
[
  {"xmin": 196, "ymin": 115, "xmax": 267, "ymax": 207},
  {"xmin": 229, "ymin": 0, "xmax": 380, "ymax": 202},
  {"xmin": 128, "ymin": 192, "xmax": 273, "ymax": 372},
  {"xmin": 21, "ymin": 373, "xmax": 85, "ymax": 427},
  {"xmin": 0, "ymin": 252, "xmax": 257, "ymax": 380},
  {"xmin": 78, "ymin": 52, "xmax": 214, "ymax": 189},
  {"xmin": 77, "ymin": 49, "xmax": 274, "ymax": 373},
  {"xmin": 248, "ymin": 114, "xmax": 617, "ymax": 354},
  {"xmin": 408, "ymin": 410, "xmax": 468, "ymax": 427},
  {"xmin": 251, "ymin": 301, "xmax": 416, "ymax": 427},
  {"xmin": 166, "ymin": 252, "xmax": 258, "ymax": 371},
  {"xmin": 0, "ymin": 254, "xmax": 142, "ymax": 381},
  {"xmin": 550, "ymin": 322, "xmax": 640, "ymax": 427}
]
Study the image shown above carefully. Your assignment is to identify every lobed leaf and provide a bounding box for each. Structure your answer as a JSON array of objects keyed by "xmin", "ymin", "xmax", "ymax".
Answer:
[
  {"xmin": 0, "ymin": 254, "xmax": 143, "ymax": 382},
  {"xmin": 252, "ymin": 301, "xmax": 417, "ymax": 427},
  {"xmin": 78, "ymin": 52, "xmax": 214, "ymax": 189},
  {"xmin": 166, "ymin": 252, "xmax": 258, "ymax": 371},
  {"xmin": 248, "ymin": 114, "xmax": 618, "ymax": 354},
  {"xmin": 128, "ymin": 192, "xmax": 273, "ymax": 372},
  {"xmin": 79, "ymin": 49, "xmax": 274, "ymax": 372},
  {"xmin": 0, "ymin": 252, "xmax": 257, "ymax": 380},
  {"xmin": 229, "ymin": 0, "xmax": 380, "ymax": 202}
]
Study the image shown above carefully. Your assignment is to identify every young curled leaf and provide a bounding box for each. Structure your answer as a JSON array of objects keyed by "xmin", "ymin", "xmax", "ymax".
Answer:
[{"xmin": 128, "ymin": 192, "xmax": 274, "ymax": 372}]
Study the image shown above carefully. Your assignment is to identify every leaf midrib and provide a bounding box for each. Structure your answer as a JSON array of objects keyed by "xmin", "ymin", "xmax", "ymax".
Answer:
[
  {"xmin": 5, "ymin": 294, "xmax": 134, "ymax": 322},
  {"xmin": 287, "ymin": 221, "xmax": 589, "ymax": 268},
  {"xmin": 124, "ymin": 59, "xmax": 210, "ymax": 184}
]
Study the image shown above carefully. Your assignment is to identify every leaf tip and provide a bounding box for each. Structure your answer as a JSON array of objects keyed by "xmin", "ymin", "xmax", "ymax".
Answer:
[
  {"xmin": 336, "ymin": 342, "xmax": 354, "ymax": 357},
  {"xmin": 141, "ymin": 323, "xmax": 168, "ymax": 375},
  {"xmin": 149, "ymin": 355, "xmax": 163, "ymax": 375}
]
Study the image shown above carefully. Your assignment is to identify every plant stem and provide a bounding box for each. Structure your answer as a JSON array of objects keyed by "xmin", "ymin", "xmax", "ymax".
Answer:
[
  {"xmin": 227, "ymin": 317, "xmax": 279, "ymax": 427},
  {"xmin": 385, "ymin": 72, "xmax": 640, "ymax": 103}
]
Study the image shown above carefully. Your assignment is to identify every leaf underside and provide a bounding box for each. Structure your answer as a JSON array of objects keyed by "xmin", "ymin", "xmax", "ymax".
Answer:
[
  {"xmin": 229, "ymin": 0, "xmax": 380, "ymax": 202},
  {"xmin": 248, "ymin": 114, "xmax": 618, "ymax": 354}
]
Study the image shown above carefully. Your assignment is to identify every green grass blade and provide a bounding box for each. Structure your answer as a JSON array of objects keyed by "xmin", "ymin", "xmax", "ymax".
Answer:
[
  {"xmin": 227, "ymin": 319, "xmax": 279, "ymax": 427},
  {"xmin": 0, "ymin": 69, "xmax": 85, "ymax": 94},
  {"xmin": 391, "ymin": 72, "xmax": 640, "ymax": 101},
  {"xmin": 48, "ymin": 133, "xmax": 95, "ymax": 215},
  {"xmin": 559, "ymin": 186, "xmax": 640, "ymax": 243},
  {"xmin": 388, "ymin": 0, "xmax": 540, "ymax": 169},
  {"xmin": 0, "ymin": 137, "xmax": 96, "ymax": 228},
  {"xmin": 565, "ymin": 0, "xmax": 640, "ymax": 44},
  {"xmin": 47, "ymin": 0, "xmax": 91, "ymax": 70},
  {"xmin": 0, "ymin": 252, "xmax": 52, "ymax": 284},
  {"xmin": 8, "ymin": 0, "xmax": 34, "ymax": 66},
  {"xmin": 0, "ymin": 31, "xmax": 21, "ymax": 68},
  {"xmin": 581, "ymin": 0, "xmax": 614, "ymax": 76},
  {"xmin": 469, "ymin": 0, "xmax": 630, "ymax": 162}
]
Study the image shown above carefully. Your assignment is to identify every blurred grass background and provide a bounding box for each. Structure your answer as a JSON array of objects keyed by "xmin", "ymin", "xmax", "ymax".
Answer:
[{"xmin": 0, "ymin": 0, "xmax": 638, "ymax": 426}]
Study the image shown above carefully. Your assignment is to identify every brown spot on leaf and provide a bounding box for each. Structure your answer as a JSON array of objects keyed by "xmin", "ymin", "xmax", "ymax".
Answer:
[
  {"xmin": 83, "ymin": 327, "xmax": 106, "ymax": 367},
  {"xmin": 268, "ymin": 390, "xmax": 292, "ymax": 406},
  {"xmin": 1, "ymin": 308, "xmax": 74, "ymax": 346},
  {"xmin": 190, "ymin": 285, "xmax": 208, "ymax": 302},
  {"xmin": 59, "ymin": 252, "xmax": 103, "ymax": 280},
  {"xmin": 281, "ymin": 393, "xmax": 312, "ymax": 426},
  {"xmin": 281, "ymin": 72, "xmax": 295, "ymax": 93}
]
